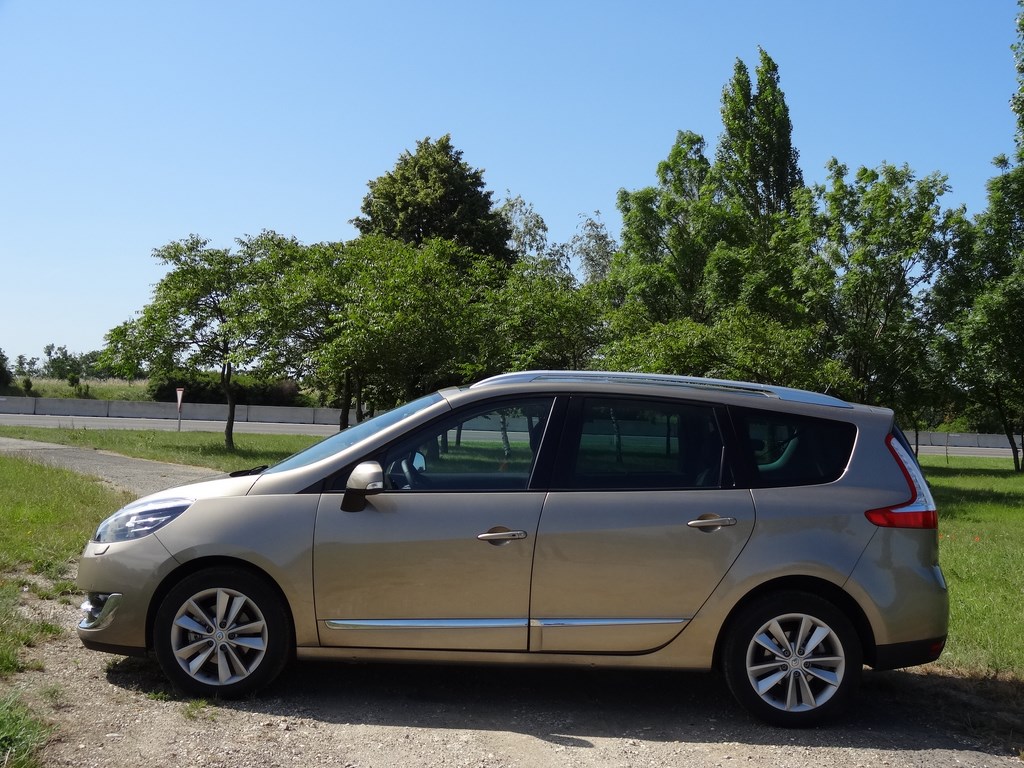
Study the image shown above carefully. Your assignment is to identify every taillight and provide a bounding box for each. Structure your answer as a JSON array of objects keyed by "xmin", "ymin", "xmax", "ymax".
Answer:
[{"xmin": 865, "ymin": 434, "xmax": 938, "ymax": 529}]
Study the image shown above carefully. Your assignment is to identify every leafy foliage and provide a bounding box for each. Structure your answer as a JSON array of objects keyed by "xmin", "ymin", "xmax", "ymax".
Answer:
[
  {"xmin": 352, "ymin": 135, "xmax": 513, "ymax": 265},
  {"xmin": 109, "ymin": 234, "xmax": 266, "ymax": 449},
  {"xmin": 76, "ymin": 15, "xmax": 1024, "ymax": 460},
  {"xmin": 0, "ymin": 349, "xmax": 11, "ymax": 389}
]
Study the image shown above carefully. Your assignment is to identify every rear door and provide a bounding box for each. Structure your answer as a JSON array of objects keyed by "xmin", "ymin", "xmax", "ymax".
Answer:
[{"xmin": 529, "ymin": 396, "xmax": 755, "ymax": 653}]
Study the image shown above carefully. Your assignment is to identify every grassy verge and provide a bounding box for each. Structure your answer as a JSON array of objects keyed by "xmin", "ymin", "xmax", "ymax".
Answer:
[
  {"xmin": 0, "ymin": 692, "xmax": 50, "ymax": 768},
  {"xmin": 919, "ymin": 455, "xmax": 1024, "ymax": 679},
  {"xmin": 0, "ymin": 456, "xmax": 134, "ymax": 767},
  {"xmin": 0, "ymin": 427, "xmax": 1020, "ymax": 680},
  {"xmin": 0, "ymin": 433, "xmax": 1020, "ymax": 755},
  {"xmin": 0, "ymin": 378, "xmax": 151, "ymax": 401},
  {"xmin": 0, "ymin": 426, "xmax": 318, "ymax": 473}
]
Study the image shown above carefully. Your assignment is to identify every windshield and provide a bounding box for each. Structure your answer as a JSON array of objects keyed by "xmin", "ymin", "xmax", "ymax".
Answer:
[{"xmin": 262, "ymin": 392, "xmax": 445, "ymax": 474}]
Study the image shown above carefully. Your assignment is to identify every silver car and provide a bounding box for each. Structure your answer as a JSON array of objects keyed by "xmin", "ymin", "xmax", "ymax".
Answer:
[{"xmin": 77, "ymin": 371, "xmax": 948, "ymax": 726}]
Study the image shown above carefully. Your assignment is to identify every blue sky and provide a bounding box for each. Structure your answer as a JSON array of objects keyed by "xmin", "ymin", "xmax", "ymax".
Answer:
[{"xmin": 0, "ymin": 1, "xmax": 1019, "ymax": 363}]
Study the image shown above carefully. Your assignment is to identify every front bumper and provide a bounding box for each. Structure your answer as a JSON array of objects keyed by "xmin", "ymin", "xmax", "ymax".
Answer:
[{"xmin": 76, "ymin": 535, "xmax": 178, "ymax": 653}]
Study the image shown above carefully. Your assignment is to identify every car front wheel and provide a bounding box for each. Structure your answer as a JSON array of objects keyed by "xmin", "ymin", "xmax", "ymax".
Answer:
[
  {"xmin": 722, "ymin": 591, "xmax": 862, "ymax": 727},
  {"xmin": 154, "ymin": 568, "xmax": 292, "ymax": 698}
]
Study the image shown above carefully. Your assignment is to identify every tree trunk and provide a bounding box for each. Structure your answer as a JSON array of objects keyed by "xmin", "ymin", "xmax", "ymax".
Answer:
[
  {"xmin": 355, "ymin": 375, "xmax": 365, "ymax": 423},
  {"xmin": 992, "ymin": 387, "xmax": 1020, "ymax": 471},
  {"xmin": 221, "ymin": 361, "xmax": 236, "ymax": 452},
  {"xmin": 499, "ymin": 412, "xmax": 512, "ymax": 459},
  {"xmin": 339, "ymin": 370, "xmax": 352, "ymax": 430}
]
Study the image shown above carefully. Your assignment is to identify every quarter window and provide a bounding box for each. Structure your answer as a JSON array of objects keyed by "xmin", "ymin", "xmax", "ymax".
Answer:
[
  {"xmin": 561, "ymin": 398, "xmax": 725, "ymax": 489},
  {"xmin": 734, "ymin": 407, "xmax": 856, "ymax": 487}
]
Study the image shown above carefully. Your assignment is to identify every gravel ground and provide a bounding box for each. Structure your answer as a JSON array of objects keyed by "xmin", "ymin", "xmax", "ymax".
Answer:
[{"xmin": 1, "ymin": 437, "xmax": 1020, "ymax": 768}]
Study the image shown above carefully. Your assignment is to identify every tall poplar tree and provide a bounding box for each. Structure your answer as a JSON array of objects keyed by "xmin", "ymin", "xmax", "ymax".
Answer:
[{"xmin": 715, "ymin": 48, "xmax": 804, "ymax": 226}]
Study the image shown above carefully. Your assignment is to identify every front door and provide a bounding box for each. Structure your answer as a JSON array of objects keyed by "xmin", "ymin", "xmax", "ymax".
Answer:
[{"xmin": 313, "ymin": 397, "xmax": 555, "ymax": 651}]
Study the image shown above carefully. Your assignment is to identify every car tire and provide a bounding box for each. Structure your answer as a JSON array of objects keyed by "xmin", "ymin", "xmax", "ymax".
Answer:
[
  {"xmin": 154, "ymin": 567, "xmax": 292, "ymax": 698},
  {"xmin": 722, "ymin": 591, "xmax": 862, "ymax": 727}
]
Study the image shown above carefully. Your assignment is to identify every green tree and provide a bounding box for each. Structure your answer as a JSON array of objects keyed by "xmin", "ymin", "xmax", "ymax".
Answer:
[
  {"xmin": 605, "ymin": 53, "xmax": 832, "ymax": 387},
  {"xmin": 820, "ymin": 161, "xmax": 963, "ymax": 419},
  {"xmin": 352, "ymin": 135, "xmax": 513, "ymax": 265},
  {"xmin": 242, "ymin": 232, "xmax": 366, "ymax": 425},
  {"xmin": 933, "ymin": 162, "xmax": 1024, "ymax": 467},
  {"xmin": 0, "ymin": 348, "xmax": 12, "ymax": 389},
  {"xmin": 715, "ymin": 48, "xmax": 804, "ymax": 226},
  {"xmin": 614, "ymin": 130, "xmax": 718, "ymax": 324},
  {"xmin": 41, "ymin": 344, "xmax": 83, "ymax": 382},
  {"xmin": 930, "ymin": 3, "xmax": 1024, "ymax": 466},
  {"xmin": 112, "ymin": 234, "xmax": 263, "ymax": 450},
  {"xmin": 563, "ymin": 212, "xmax": 618, "ymax": 284},
  {"xmin": 100, "ymin": 321, "xmax": 149, "ymax": 382},
  {"xmin": 334, "ymin": 236, "xmax": 499, "ymax": 407},
  {"xmin": 486, "ymin": 257, "xmax": 604, "ymax": 373},
  {"xmin": 13, "ymin": 355, "xmax": 40, "ymax": 377},
  {"xmin": 498, "ymin": 193, "xmax": 548, "ymax": 261},
  {"xmin": 957, "ymin": 272, "xmax": 1024, "ymax": 469}
]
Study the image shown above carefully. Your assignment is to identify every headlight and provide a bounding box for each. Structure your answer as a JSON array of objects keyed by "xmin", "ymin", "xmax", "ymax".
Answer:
[{"xmin": 93, "ymin": 497, "xmax": 194, "ymax": 543}]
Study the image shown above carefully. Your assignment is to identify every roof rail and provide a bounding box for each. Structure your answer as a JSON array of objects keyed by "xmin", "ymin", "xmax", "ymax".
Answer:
[{"xmin": 471, "ymin": 370, "xmax": 852, "ymax": 409}]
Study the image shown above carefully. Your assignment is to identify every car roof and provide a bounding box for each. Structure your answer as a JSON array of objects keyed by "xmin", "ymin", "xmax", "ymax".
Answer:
[{"xmin": 469, "ymin": 370, "xmax": 855, "ymax": 410}]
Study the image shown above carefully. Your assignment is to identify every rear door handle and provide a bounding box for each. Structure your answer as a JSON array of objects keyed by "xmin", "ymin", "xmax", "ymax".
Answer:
[
  {"xmin": 477, "ymin": 529, "xmax": 528, "ymax": 544},
  {"xmin": 687, "ymin": 516, "xmax": 737, "ymax": 530}
]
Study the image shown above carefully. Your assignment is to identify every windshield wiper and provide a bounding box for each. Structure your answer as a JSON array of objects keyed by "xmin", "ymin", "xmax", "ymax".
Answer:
[{"xmin": 229, "ymin": 465, "xmax": 269, "ymax": 477}]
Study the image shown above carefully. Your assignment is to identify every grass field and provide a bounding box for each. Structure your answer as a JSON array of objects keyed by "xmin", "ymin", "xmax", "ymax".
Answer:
[
  {"xmin": 0, "ymin": 435, "xmax": 1020, "ymax": 763},
  {"xmin": 0, "ymin": 457, "xmax": 133, "ymax": 766},
  {"xmin": 918, "ymin": 455, "xmax": 1024, "ymax": 679},
  {"xmin": 0, "ymin": 427, "xmax": 1018, "ymax": 678}
]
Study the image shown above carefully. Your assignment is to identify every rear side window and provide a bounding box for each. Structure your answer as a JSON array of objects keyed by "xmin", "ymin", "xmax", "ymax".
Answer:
[
  {"xmin": 560, "ymin": 398, "xmax": 725, "ymax": 489},
  {"xmin": 733, "ymin": 407, "xmax": 856, "ymax": 487}
]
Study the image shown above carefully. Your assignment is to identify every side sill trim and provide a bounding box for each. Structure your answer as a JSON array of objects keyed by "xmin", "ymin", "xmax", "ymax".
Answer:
[
  {"xmin": 324, "ymin": 618, "xmax": 689, "ymax": 631},
  {"xmin": 325, "ymin": 619, "xmax": 528, "ymax": 631},
  {"xmin": 530, "ymin": 618, "xmax": 688, "ymax": 628}
]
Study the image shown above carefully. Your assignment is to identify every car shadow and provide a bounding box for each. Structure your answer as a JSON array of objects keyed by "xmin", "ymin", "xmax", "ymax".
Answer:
[{"xmin": 105, "ymin": 657, "xmax": 1022, "ymax": 758}]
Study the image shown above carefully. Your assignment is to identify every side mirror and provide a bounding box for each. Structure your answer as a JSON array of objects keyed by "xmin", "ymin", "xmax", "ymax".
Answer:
[{"xmin": 341, "ymin": 461, "xmax": 384, "ymax": 512}]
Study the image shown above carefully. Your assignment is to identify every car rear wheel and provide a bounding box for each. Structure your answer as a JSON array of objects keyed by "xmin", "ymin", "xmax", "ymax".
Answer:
[
  {"xmin": 723, "ymin": 591, "xmax": 862, "ymax": 727},
  {"xmin": 154, "ymin": 568, "xmax": 292, "ymax": 698}
]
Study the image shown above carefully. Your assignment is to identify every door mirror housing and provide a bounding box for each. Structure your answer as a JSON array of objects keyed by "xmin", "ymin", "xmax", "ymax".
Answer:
[{"xmin": 341, "ymin": 461, "xmax": 384, "ymax": 512}]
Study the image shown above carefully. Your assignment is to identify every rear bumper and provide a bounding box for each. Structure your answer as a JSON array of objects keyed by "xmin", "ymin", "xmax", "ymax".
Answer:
[{"xmin": 872, "ymin": 636, "xmax": 946, "ymax": 670}]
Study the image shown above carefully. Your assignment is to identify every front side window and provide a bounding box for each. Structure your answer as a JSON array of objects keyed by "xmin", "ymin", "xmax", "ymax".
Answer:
[
  {"xmin": 561, "ymin": 398, "xmax": 725, "ymax": 490},
  {"xmin": 381, "ymin": 398, "xmax": 555, "ymax": 491},
  {"xmin": 734, "ymin": 407, "xmax": 856, "ymax": 487}
]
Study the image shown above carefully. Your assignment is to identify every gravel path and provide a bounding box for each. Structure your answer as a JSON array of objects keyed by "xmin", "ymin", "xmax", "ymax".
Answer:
[
  {"xmin": 0, "ymin": 436, "xmax": 218, "ymax": 497},
  {"xmin": 1, "ymin": 437, "xmax": 1020, "ymax": 767}
]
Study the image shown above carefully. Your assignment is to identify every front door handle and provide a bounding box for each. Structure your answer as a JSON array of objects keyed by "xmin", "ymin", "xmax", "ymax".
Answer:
[
  {"xmin": 687, "ymin": 516, "xmax": 737, "ymax": 531},
  {"xmin": 477, "ymin": 527, "xmax": 528, "ymax": 545}
]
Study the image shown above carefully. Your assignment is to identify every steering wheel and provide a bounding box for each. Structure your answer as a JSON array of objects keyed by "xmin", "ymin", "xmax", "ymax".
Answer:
[
  {"xmin": 400, "ymin": 458, "xmax": 417, "ymax": 489},
  {"xmin": 399, "ymin": 457, "xmax": 432, "ymax": 490}
]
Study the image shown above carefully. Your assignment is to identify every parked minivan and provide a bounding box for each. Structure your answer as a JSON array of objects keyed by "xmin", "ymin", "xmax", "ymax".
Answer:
[{"xmin": 78, "ymin": 371, "xmax": 947, "ymax": 726}]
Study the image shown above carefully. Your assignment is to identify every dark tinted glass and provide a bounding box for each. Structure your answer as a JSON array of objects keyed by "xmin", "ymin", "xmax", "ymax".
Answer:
[
  {"xmin": 564, "ymin": 398, "xmax": 724, "ymax": 489},
  {"xmin": 734, "ymin": 407, "xmax": 856, "ymax": 487}
]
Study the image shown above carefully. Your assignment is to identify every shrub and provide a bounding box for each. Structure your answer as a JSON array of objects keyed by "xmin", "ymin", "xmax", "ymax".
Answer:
[
  {"xmin": 0, "ymin": 349, "xmax": 12, "ymax": 389},
  {"xmin": 147, "ymin": 371, "xmax": 311, "ymax": 407}
]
